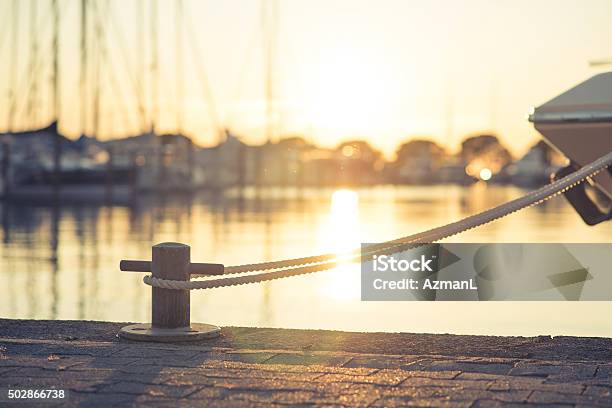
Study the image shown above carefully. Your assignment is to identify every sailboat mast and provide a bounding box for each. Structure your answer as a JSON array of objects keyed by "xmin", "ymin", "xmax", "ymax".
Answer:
[
  {"xmin": 263, "ymin": 0, "xmax": 277, "ymax": 144},
  {"xmin": 92, "ymin": 0, "xmax": 104, "ymax": 138},
  {"xmin": 27, "ymin": 0, "xmax": 39, "ymax": 126},
  {"xmin": 52, "ymin": 0, "xmax": 60, "ymax": 122},
  {"xmin": 7, "ymin": 0, "xmax": 19, "ymax": 133},
  {"xmin": 52, "ymin": 0, "xmax": 62, "ymax": 179},
  {"xmin": 175, "ymin": 0, "xmax": 184, "ymax": 135},
  {"xmin": 80, "ymin": 0, "xmax": 88, "ymax": 136},
  {"xmin": 137, "ymin": 0, "xmax": 145, "ymax": 133},
  {"xmin": 444, "ymin": 74, "xmax": 454, "ymax": 150},
  {"xmin": 150, "ymin": 0, "xmax": 158, "ymax": 134}
]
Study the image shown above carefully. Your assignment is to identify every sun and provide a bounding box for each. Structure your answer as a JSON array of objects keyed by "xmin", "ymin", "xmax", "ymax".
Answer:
[{"xmin": 306, "ymin": 43, "xmax": 393, "ymax": 135}]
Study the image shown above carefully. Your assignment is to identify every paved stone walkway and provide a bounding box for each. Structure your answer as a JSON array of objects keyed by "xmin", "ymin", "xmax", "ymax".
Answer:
[{"xmin": 0, "ymin": 320, "xmax": 611, "ymax": 407}]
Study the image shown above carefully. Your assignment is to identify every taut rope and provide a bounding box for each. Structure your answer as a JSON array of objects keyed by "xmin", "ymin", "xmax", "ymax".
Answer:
[{"xmin": 144, "ymin": 151, "xmax": 612, "ymax": 290}]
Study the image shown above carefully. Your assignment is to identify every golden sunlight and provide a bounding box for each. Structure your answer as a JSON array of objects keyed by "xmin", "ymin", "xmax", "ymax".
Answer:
[
  {"xmin": 317, "ymin": 189, "xmax": 362, "ymax": 300},
  {"xmin": 329, "ymin": 189, "xmax": 359, "ymax": 248},
  {"xmin": 317, "ymin": 188, "xmax": 360, "ymax": 253},
  {"xmin": 308, "ymin": 44, "xmax": 392, "ymax": 135}
]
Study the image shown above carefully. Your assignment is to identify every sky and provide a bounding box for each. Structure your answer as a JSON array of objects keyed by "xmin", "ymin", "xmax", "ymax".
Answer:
[{"xmin": 1, "ymin": 0, "xmax": 612, "ymax": 158}]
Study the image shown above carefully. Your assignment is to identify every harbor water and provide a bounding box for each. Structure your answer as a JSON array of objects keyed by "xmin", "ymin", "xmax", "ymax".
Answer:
[{"xmin": 1, "ymin": 184, "xmax": 611, "ymax": 337}]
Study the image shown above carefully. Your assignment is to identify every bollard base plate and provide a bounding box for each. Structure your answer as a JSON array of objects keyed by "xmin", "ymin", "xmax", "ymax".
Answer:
[{"xmin": 118, "ymin": 323, "xmax": 221, "ymax": 342}]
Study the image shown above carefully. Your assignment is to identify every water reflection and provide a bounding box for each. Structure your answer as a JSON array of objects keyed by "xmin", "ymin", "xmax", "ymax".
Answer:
[
  {"xmin": 319, "ymin": 189, "xmax": 361, "ymax": 301},
  {"xmin": 0, "ymin": 185, "xmax": 611, "ymax": 336}
]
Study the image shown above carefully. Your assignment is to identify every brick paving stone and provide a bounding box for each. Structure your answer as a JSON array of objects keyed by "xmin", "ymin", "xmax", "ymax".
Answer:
[
  {"xmin": 425, "ymin": 360, "xmax": 513, "ymax": 375},
  {"xmin": 204, "ymin": 359, "xmax": 378, "ymax": 375},
  {"xmin": 584, "ymin": 384, "xmax": 612, "ymax": 398},
  {"xmin": 595, "ymin": 364, "xmax": 612, "ymax": 379},
  {"xmin": 186, "ymin": 386, "xmax": 228, "ymax": 400},
  {"xmin": 400, "ymin": 358, "xmax": 436, "ymax": 372},
  {"xmin": 400, "ymin": 377, "xmax": 492, "ymax": 390},
  {"xmin": 528, "ymin": 390, "xmax": 611, "ymax": 406},
  {"xmin": 403, "ymin": 370, "xmax": 461, "ymax": 380},
  {"xmin": 545, "ymin": 366, "xmax": 599, "ymax": 384},
  {"xmin": 168, "ymin": 367, "xmax": 324, "ymax": 383},
  {"xmin": 443, "ymin": 389, "xmax": 531, "ymax": 403},
  {"xmin": 488, "ymin": 379, "xmax": 584, "ymax": 394},
  {"xmin": 373, "ymin": 396, "xmax": 475, "ymax": 407},
  {"xmin": 371, "ymin": 385, "xmax": 441, "ymax": 400},
  {"xmin": 223, "ymin": 390, "xmax": 321, "ymax": 404},
  {"xmin": 0, "ymin": 367, "xmax": 14, "ymax": 376},
  {"xmin": 471, "ymin": 401, "xmax": 542, "ymax": 408},
  {"xmin": 315, "ymin": 370, "xmax": 409, "ymax": 386},
  {"xmin": 216, "ymin": 350, "xmax": 279, "ymax": 364},
  {"xmin": 470, "ymin": 357, "xmax": 517, "ymax": 364},
  {"xmin": 9, "ymin": 367, "xmax": 112, "ymax": 384},
  {"xmin": 0, "ymin": 355, "xmax": 87, "ymax": 370},
  {"xmin": 455, "ymin": 372, "xmax": 530, "ymax": 382},
  {"xmin": 263, "ymin": 352, "xmax": 352, "ymax": 366},
  {"xmin": 95, "ymin": 381, "xmax": 203, "ymax": 398},
  {"xmin": 343, "ymin": 355, "xmax": 404, "ymax": 369},
  {"xmin": 68, "ymin": 391, "xmax": 138, "ymax": 408},
  {"xmin": 509, "ymin": 361, "xmax": 564, "ymax": 377},
  {"xmin": 111, "ymin": 347, "xmax": 202, "ymax": 360}
]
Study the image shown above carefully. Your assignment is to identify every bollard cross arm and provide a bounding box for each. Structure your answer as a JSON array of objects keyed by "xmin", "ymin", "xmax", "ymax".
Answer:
[{"xmin": 120, "ymin": 259, "xmax": 224, "ymax": 276}]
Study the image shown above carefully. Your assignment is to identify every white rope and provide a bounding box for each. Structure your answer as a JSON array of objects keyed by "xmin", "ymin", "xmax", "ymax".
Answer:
[{"xmin": 143, "ymin": 151, "xmax": 612, "ymax": 290}]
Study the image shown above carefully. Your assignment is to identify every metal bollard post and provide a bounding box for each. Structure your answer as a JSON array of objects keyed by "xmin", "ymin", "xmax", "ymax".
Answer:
[
  {"xmin": 118, "ymin": 242, "xmax": 221, "ymax": 342},
  {"xmin": 152, "ymin": 242, "xmax": 190, "ymax": 328}
]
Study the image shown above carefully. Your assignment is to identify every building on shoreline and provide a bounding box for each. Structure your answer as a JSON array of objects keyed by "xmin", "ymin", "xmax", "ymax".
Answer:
[{"xmin": 0, "ymin": 125, "xmax": 561, "ymax": 200}]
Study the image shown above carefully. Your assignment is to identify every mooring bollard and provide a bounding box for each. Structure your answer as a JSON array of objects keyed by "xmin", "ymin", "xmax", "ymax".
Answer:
[{"xmin": 118, "ymin": 242, "xmax": 222, "ymax": 342}]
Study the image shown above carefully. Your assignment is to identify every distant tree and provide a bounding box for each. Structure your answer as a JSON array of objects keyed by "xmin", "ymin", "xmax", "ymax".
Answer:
[
  {"xmin": 460, "ymin": 134, "xmax": 513, "ymax": 178},
  {"xmin": 333, "ymin": 140, "xmax": 384, "ymax": 185},
  {"xmin": 460, "ymin": 134, "xmax": 512, "ymax": 164},
  {"xmin": 389, "ymin": 139, "xmax": 447, "ymax": 184},
  {"xmin": 395, "ymin": 139, "xmax": 446, "ymax": 164},
  {"xmin": 336, "ymin": 140, "xmax": 382, "ymax": 161},
  {"xmin": 276, "ymin": 136, "xmax": 310, "ymax": 151}
]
